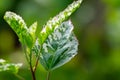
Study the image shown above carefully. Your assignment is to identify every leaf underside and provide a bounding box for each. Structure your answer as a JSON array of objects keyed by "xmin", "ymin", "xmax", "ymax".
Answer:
[{"xmin": 39, "ymin": 20, "xmax": 78, "ymax": 71}]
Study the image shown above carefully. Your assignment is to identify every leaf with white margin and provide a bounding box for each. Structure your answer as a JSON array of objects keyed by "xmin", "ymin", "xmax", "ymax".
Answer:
[
  {"xmin": 29, "ymin": 22, "xmax": 37, "ymax": 44},
  {"xmin": 4, "ymin": 12, "xmax": 37, "ymax": 48},
  {"xmin": 0, "ymin": 59, "xmax": 22, "ymax": 73},
  {"xmin": 38, "ymin": 0, "xmax": 82, "ymax": 45},
  {"xmin": 39, "ymin": 20, "xmax": 78, "ymax": 71}
]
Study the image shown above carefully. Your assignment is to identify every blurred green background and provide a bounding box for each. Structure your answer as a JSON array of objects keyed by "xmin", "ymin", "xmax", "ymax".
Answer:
[{"xmin": 0, "ymin": 0, "xmax": 120, "ymax": 80}]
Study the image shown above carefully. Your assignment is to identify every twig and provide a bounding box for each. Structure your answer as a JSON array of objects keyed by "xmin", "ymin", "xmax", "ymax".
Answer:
[
  {"xmin": 30, "ymin": 62, "xmax": 36, "ymax": 80},
  {"xmin": 29, "ymin": 51, "xmax": 36, "ymax": 80},
  {"xmin": 33, "ymin": 57, "xmax": 39, "ymax": 72},
  {"xmin": 33, "ymin": 46, "xmax": 41, "ymax": 73}
]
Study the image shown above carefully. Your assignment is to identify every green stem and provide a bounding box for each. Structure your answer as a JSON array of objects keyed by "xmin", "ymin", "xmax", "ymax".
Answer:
[
  {"xmin": 33, "ymin": 46, "xmax": 41, "ymax": 72},
  {"xmin": 22, "ymin": 45, "xmax": 29, "ymax": 63},
  {"xmin": 22, "ymin": 45, "xmax": 40, "ymax": 80},
  {"xmin": 46, "ymin": 71, "xmax": 51, "ymax": 80},
  {"xmin": 14, "ymin": 74, "xmax": 25, "ymax": 80}
]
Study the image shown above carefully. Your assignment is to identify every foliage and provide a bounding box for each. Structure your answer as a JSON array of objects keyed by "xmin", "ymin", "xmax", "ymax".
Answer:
[
  {"xmin": 0, "ymin": 59, "xmax": 22, "ymax": 73},
  {"xmin": 39, "ymin": 20, "xmax": 78, "ymax": 71},
  {"xmin": 3, "ymin": 0, "xmax": 82, "ymax": 80}
]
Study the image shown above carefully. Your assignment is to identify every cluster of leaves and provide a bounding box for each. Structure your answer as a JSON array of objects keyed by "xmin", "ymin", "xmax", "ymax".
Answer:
[
  {"xmin": 0, "ymin": 59, "xmax": 22, "ymax": 73},
  {"xmin": 3, "ymin": 0, "xmax": 82, "ymax": 79}
]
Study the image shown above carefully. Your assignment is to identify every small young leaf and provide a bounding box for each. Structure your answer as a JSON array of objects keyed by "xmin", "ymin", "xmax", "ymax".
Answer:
[
  {"xmin": 39, "ymin": 20, "xmax": 78, "ymax": 71},
  {"xmin": 38, "ymin": 0, "xmax": 82, "ymax": 45},
  {"xmin": 29, "ymin": 22, "xmax": 38, "ymax": 43},
  {"xmin": 0, "ymin": 59, "xmax": 22, "ymax": 73}
]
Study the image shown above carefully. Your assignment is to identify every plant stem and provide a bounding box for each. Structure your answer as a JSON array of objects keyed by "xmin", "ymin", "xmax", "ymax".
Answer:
[
  {"xmin": 33, "ymin": 46, "xmax": 42, "ymax": 72},
  {"xmin": 46, "ymin": 71, "xmax": 51, "ymax": 80},
  {"xmin": 23, "ymin": 46, "xmax": 40, "ymax": 80},
  {"xmin": 30, "ymin": 62, "xmax": 36, "ymax": 80},
  {"xmin": 14, "ymin": 74, "xmax": 25, "ymax": 80},
  {"xmin": 33, "ymin": 57, "xmax": 39, "ymax": 72},
  {"xmin": 29, "ymin": 51, "xmax": 36, "ymax": 80},
  {"xmin": 22, "ymin": 45, "xmax": 29, "ymax": 63}
]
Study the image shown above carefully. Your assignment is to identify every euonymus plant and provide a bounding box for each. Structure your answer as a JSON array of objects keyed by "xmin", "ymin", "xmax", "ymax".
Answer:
[{"xmin": 1, "ymin": 0, "xmax": 82, "ymax": 80}]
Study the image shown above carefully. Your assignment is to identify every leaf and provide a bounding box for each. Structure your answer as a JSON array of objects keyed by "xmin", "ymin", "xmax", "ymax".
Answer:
[
  {"xmin": 29, "ymin": 22, "xmax": 38, "ymax": 43},
  {"xmin": 38, "ymin": 0, "xmax": 82, "ymax": 45},
  {"xmin": 39, "ymin": 20, "xmax": 78, "ymax": 71},
  {"xmin": 32, "ymin": 40, "xmax": 41, "ymax": 56},
  {"xmin": 4, "ymin": 11, "xmax": 36, "ymax": 48},
  {"xmin": 0, "ymin": 59, "xmax": 22, "ymax": 73}
]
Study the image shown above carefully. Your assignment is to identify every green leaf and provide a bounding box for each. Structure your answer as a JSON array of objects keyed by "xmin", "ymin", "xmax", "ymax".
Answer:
[
  {"xmin": 4, "ymin": 11, "xmax": 36, "ymax": 48},
  {"xmin": 39, "ymin": 20, "xmax": 78, "ymax": 71},
  {"xmin": 29, "ymin": 22, "xmax": 37, "ymax": 43},
  {"xmin": 0, "ymin": 59, "xmax": 22, "ymax": 73},
  {"xmin": 38, "ymin": 0, "xmax": 82, "ymax": 45}
]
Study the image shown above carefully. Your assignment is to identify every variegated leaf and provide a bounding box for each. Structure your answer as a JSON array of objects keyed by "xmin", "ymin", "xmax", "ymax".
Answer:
[
  {"xmin": 4, "ymin": 12, "xmax": 37, "ymax": 48},
  {"xmin": 38, "ymin": 0, "xmax": 82, "ymax": 45},
  {"xmin": 39, "ymin": 20, "xmax": 78, "ymax": 71},
  {"xmin": 0, "ymin": 59, "xmax": 22, "ymax": 73}
]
